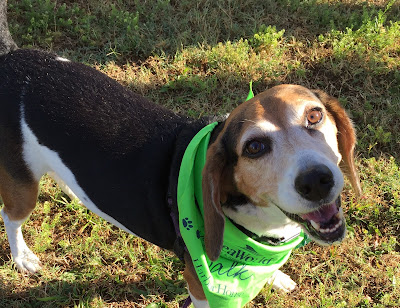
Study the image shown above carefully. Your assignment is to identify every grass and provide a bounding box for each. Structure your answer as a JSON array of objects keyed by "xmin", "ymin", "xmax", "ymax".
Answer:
[{"xmin": 1, "ymin": 0, "xmax": 400, "ymax": 307}]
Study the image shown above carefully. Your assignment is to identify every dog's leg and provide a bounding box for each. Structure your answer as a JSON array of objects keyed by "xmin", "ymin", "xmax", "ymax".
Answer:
[
  {"xmin": 47, "ymin": 171, "xmax": 80, "ymax": 203},
  {"xmin": 266, "ymin": 269, "xmax": 297, "ymax": 293},
  {"xmin": 1, "ymin": 209, "xmax": 41, "ymax": 273},
  {"xmin": 0, "ymin": 169, "xmax": 41, "ymax": 273},
  {"xmin": 188, "ymin": 287, "xmax": 210, "ymax": 308},
  {"xmin": 183, "ymin": 253, "xmax": 210, "ymax": 308}
]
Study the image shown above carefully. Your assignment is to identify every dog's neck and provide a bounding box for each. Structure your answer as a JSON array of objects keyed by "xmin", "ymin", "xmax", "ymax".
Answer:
[{"xmin": 222, "ymin": 200, "xmax": 302, "ymax": 242}]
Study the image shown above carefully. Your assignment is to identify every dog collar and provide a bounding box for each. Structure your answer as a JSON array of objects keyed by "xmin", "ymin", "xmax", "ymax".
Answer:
[{"xmin": 177, "ymin": 122, "xmax": 307, "ymax": 308}]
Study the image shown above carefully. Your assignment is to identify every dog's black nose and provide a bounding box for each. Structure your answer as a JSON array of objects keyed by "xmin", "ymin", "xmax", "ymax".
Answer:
[{"xmin": 295, "ymin": 165, "xmax": 334, "ymax": 201}]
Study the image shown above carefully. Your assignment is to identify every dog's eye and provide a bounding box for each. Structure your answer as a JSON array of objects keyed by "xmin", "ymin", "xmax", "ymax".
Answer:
[
  {"xmin": 307, "ymin": 109, "xmax": 323, "ymax": 126},
  {"xmin": 244, "ymin": 139, "xmax": 270, "ymax": 158}
]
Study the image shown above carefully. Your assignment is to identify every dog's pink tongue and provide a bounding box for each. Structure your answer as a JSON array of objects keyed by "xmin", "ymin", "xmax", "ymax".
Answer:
[{"xmin": 300, "ymin": 203, "xmax": 338, "ymax": 223}]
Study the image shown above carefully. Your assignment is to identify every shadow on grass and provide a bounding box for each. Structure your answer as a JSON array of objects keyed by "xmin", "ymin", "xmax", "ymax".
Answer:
[
  {"xmin": 0, "ymin": 271, "xmax": 187, "ymax": 308},
  {"xmin": 8, "ymin": 0, "xmax": 400, "ymax": 63}
]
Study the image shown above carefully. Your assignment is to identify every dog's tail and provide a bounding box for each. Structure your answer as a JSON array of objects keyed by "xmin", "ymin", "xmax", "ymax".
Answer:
[{"xmin": 0, "ymin": 0, "xmax": 18, "ymax": 56}]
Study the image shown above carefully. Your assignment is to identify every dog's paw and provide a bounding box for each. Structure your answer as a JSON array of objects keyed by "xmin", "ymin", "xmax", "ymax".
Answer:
[
  {"xmin": 13, "ymin": 248, "xmax": 42, "ymax": 274},
  {"xmin": 267, "ymin": 270, "xmax": 297, "ymax": 293}
]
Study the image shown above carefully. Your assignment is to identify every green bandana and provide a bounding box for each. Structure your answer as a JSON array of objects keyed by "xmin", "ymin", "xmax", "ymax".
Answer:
[{"xmin": 178, "ymin": 122, "xmax": 308, "ymax": 308}]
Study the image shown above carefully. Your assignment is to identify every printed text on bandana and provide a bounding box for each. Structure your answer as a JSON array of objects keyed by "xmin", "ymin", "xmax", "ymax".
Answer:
[
  {"xmin": 193, "ymin": 258, "xmax": 249, "ymax": 298},
  {"xmin": 222, "ymin": 245, "xmax": 275, "ymax": 265}
]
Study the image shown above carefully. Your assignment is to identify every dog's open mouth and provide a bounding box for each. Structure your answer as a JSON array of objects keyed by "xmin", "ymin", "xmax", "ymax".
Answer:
[{"xmin": 283, "ymin": 197, "xmax": 346, "ymax": 244}]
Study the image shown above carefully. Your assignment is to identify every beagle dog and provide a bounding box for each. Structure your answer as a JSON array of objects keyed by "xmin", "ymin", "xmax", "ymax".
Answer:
[{"xmin": 0, "ymin": 6, "xmax": 360, "ymax": 307}]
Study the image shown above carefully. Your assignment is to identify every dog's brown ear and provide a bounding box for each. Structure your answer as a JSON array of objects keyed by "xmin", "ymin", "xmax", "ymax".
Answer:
[
  {"xmin": 202, "ymin": 142, "xmax": 226, "ymax": 261},
  {"xmin": 313, "ymin": 90, "xmax": 362, "ymax": 196}
]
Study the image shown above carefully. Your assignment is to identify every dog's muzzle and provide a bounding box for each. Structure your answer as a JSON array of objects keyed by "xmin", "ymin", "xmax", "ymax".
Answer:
[{"xmin": 283, "ymin": 164, "xmax": 346, "ymax": 244}]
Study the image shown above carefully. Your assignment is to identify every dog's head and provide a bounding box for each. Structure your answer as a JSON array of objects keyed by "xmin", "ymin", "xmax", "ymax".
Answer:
[{"xmin": 202, "ymin": 84, "xmax": 361, "ymax": 261}]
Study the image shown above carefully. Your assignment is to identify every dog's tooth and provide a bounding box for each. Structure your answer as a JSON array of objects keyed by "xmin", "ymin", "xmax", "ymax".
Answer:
[
  {"xmin": 317, "ymin": 209, "xmax": 345, "ymax": 234},
  {"xmin": 320, "ymin": 219, "xmax": 343, "ymax": 234},
  {"xmin": 334, "ymin": 219, "xmax": 343, "ymax": 231},
  {"xmin": 334, "ymin": 220, "xmax": 343, "ymax": 230},
  {"xmin": 310, "ymin": 220, "xmax": 320, "ymax": 231},
  {"xmin": 319, "ymin": 227, "xmax": 328, "ymax": 233}
]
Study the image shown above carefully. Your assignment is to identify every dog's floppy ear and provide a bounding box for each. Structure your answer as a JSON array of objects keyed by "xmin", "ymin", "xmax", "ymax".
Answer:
[
  {"xmin": 313, "ymin": 90, "xmax": 362, "ymax": 196},
  {"xmin": 202, "ymin": 141, "xmax": 226, "ymax": 261}
]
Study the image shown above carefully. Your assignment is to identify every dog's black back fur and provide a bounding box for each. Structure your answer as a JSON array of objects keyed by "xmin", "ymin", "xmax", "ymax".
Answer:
[{"xmin": 0, "ymin": 47, "xmax": 213, "ymax": 249}]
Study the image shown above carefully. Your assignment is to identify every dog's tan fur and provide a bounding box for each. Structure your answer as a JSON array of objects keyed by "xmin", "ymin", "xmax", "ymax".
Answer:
[{"xmin": 0, "ymin": 167, "xmax": 38, "ymax": 221}]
